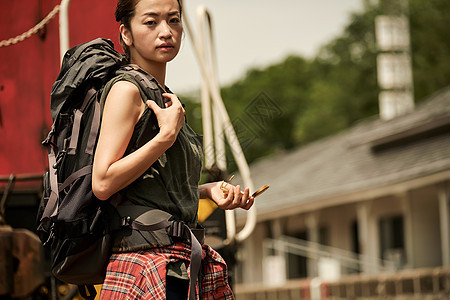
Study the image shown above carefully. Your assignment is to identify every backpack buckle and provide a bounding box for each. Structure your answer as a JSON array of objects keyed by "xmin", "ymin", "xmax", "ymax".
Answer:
[
  {"xmin": 121, "ymin": 216, "xmax": 132, "ymax": 227},
  {"xmin": 168, "ymin": 221, "xmax": 186, "ymax": 239},
  {"xmin": 53, "ymin": 150, "xmax": 67, "ymax": 169}
]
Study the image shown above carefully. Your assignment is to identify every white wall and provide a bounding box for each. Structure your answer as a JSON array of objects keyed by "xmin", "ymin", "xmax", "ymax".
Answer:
[
  {"xmin": 321, "ymin": 204, "xmax": 355, "ymax": 251},
  {"xmin": 236, "ymin": 222, "xmax": 266, "ymax": 284}
]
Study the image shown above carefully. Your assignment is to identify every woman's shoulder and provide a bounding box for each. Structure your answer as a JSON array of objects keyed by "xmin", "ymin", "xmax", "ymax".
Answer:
[
  {"xmin": 109, "ymin": 80, "xmax": 140, "ymax": 97},
  {"xmin": 100, "ymin": 76, "xmax": 145, "ymax": 126},
  {"xmin": 105, "ymin": 73, "xmax": 141, "ymax": 94},
  {"xmin": 101, "ymin": 73, "xmax": 143, "ymax": 107}
]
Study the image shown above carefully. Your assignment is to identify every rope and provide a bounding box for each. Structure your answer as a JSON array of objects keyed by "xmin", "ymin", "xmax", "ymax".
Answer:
[
  {"xmin": 180, "ymin": 0, "xmax": 257, "ymax": 243},
  {"xmin": 0, "ymin": 4, "xmax": 61, "ymax": 48}
]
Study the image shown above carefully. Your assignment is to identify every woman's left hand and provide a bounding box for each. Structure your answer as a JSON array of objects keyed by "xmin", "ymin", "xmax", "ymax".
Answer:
[{"xmin": 208, "ymin": 182, "xmax": 255, "ymax": 210}]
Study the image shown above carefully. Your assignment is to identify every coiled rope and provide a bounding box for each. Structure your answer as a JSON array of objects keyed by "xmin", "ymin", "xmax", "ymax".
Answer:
[{"xmin": 0, "ymin": 4, "xmax": 60, "ymax": 47}]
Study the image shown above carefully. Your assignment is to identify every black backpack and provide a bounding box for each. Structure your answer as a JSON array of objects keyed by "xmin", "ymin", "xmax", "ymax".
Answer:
[
  {"xmin": 37, "ymin": 38, "xmax": 204, "ymax": 300},
  {"xmin": 37, "ymin": 38, "xmax": 159, "ymax": 290}
]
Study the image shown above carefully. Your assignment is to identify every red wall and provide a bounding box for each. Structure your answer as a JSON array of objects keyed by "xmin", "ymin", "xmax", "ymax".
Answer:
[{"xmin": 0, "ymin": 0, "xmax": 121, "ymax": 189}]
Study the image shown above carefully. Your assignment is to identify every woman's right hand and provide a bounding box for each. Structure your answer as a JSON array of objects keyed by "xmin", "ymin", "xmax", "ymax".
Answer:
[{"xmin": 146, "ymin": 93, "xmax": 185, "ymax": 144}]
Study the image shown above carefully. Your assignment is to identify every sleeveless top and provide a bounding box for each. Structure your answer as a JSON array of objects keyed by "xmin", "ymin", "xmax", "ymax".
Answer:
[{"xmin": 100, "ymin": 71, "xmax": 203, "ymax": 224}]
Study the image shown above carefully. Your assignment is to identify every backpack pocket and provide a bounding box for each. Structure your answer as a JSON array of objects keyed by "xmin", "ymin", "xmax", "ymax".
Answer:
[
  {"xmin": 47, "ymin": 169, "xmax": 120, "ymax": 285},
  {"xmin": 51, "ymin": 227, "xmax": 111, "ymax": 285}
]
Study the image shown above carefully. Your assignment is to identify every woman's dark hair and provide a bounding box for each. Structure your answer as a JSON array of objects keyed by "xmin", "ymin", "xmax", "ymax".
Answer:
[{"xmin": 115, "ymin": 0, "xmax": 182, "ymax": 60}]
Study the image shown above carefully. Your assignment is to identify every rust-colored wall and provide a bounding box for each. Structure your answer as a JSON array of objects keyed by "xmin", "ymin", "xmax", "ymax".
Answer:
[{"xmin": 0, "ymin": 0, "xmax": 121, "ymax": 189}]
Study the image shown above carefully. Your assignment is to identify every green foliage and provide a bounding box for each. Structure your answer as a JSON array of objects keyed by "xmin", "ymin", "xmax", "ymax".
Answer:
[
  {"xmin": 409, "ymin": 0, "xmax": 450, "ymax": 100},
  {"xmin": 180, "ymin": 94, "xmax": 203, "ymax": 134},
  {"xmin": 181, "ymin": 0, "xmax": 450, "ymax": 171},
  {"xmin": 220, "ymin": 56, "xmax": 313, "ymax": 166}
]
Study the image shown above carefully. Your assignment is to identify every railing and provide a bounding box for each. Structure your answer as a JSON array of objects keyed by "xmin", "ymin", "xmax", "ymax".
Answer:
[
  {"xmin": 235, "ymin": 236, "xmax": 450, "ymax": 299},
  {"xmin": 235, "ymin": 267, "xmax": 450, "ymax": 300},
  {"xmin": 263, "ymin": 235, "xmax": 397, "ymax": 279},
  {"xmin": 0, "ymin": 173, "xmax": 43, "ymax": 225}
]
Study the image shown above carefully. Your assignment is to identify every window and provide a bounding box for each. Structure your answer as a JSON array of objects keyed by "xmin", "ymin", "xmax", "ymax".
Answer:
[
  {"xmin": 287, "ymin": 230, "xmax": 308, "ymax": 279},
  {"xmin": 379, "ymin": 215, "xmax": 405, "ymax": 266}
]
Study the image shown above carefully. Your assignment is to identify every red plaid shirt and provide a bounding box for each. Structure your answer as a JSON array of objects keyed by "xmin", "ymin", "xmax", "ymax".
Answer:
[{"xmin": 99, "ymin": 242, "xmax": 234, "ymax": 299}]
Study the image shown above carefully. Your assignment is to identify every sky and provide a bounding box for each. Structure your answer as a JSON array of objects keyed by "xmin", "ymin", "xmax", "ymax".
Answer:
[{"xmin": 166, "ymin": 0, "xmax": 364, "ymax": 92}]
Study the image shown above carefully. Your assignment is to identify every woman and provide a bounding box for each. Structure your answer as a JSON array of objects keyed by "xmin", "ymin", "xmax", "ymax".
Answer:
[{"xmin": 92, "ymin": 0, "xmax": 254, "ymax": 298}]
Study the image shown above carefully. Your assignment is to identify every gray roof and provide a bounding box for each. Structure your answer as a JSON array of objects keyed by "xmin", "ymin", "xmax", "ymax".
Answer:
[{"xmin": 236, "ymin": 86, "xmax": 450, "ymax": 221}]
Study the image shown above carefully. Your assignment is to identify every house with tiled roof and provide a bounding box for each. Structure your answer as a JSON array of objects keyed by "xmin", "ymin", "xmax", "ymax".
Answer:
[{"xmin": 233, "ymin": 86, "xmax": 450, "ymax": 297}]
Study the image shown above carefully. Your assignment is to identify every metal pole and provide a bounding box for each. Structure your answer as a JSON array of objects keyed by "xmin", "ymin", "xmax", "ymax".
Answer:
[{"xmin": 59, "ymin": 0, "xmax": 71, "ymax": 64}]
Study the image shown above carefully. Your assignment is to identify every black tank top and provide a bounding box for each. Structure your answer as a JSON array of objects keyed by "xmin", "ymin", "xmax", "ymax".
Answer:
[{"xmin": 101, "ymin": 72, "xmax": 203, "ymax": 223}]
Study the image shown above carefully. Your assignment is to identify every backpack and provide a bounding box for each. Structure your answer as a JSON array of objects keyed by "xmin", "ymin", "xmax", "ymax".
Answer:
[
  {"xmin": 37, "ymin": 38, "xmax": 203, "ymax": 300},
  {"xmin": 37, "ymin": 37, "xmax": 155, "ymax": 287}
]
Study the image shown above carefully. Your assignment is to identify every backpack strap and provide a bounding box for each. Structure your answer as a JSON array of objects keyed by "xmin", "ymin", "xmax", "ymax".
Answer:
[
  {"xmin": 168, "ymin": 221, "xmax": 203, "ymax": 300},
  {"xmin": 67, "ymin": 88, "xmax": 99, "ymax": 155},
  {"xmin": 40, "ymin": 87, "xmax": 99, "ymax": 222},
  {"xmin": 86, "ymin": 99, "xmax": 101, "ymax": 155},
  {"xmin": 117, "ymin": 206, "xmax": 204, "ymax": 300},
  {"xmin": 189, "ymin": 228, "xmax": 202, "ymax": 300},
  {"xmin": 58, "ymin": 165, "xmax": 92, "ymax": 193},
  {"xmin": 119, "ymin": 64, "xmax": 161, "ymax": 93},
  {"xmin": 40, "ymin": 149, "xmax": 59, "ymax": 221}
]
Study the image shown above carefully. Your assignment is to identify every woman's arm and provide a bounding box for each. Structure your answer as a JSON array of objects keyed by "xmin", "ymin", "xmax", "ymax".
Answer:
[
  {"xmin": 92, "ymin": 81, "xmax": 185, "ymax": 200},
  {"xmin": 198, "ymin": 182, "xmax": 254, "ymax": 210}
]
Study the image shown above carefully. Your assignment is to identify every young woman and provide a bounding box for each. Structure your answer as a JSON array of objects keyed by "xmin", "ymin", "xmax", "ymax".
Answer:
[{"xmin": 92, "ymin": 0, "xmax": 254, "ymax": 298}]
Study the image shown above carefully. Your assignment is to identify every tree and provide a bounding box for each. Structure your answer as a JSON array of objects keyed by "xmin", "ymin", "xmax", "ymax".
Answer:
[
  {"xmin": 409, "ymin": 0, "xmax": 450, "ymax": 100},
  {"xmin": 180, "ymin": 0, "xmax": 450, "ymax": 171}
]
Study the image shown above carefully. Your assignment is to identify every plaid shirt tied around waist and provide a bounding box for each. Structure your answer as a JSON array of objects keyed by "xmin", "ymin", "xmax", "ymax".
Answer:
[{"xmin": 99, "ymin": 242, "xmax": 234, "ymax": 299}]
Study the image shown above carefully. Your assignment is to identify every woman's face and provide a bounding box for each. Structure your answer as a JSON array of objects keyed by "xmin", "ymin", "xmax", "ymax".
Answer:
[{"xmin": 122, "ymin": 0, "xmax": 182, "ymax": 65}]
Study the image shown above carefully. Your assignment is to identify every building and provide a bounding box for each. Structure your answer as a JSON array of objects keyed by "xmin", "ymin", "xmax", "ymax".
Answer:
[{"xmin": 234, "ymin": 86, "xmax": 450, "ymax": 298}]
